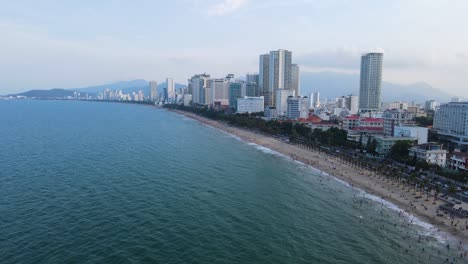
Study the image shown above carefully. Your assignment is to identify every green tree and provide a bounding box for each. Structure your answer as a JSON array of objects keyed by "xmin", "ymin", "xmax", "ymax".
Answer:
[{"xmin": 389, "ymin": 140, "xmax": 413, "ymax": 162}]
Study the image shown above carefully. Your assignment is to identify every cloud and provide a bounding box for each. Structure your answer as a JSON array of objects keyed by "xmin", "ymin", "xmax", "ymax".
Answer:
[
  {"xmin": 295, "ymin": 47, "xmax": 468, "ymax": 72},
  {"xmin": 208, "ymin": 0, "xmax": 248, "ymax": 15}
]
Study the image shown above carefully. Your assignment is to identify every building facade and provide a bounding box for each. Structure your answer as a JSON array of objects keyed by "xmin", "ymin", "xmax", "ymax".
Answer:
[
  {"xmin": 359, "ymin": 53, "xmax": 383, "ymax": 112},
  {"xmin": 409, "ymin": 143, "xmax": 447, "ymax": 167},
  {"xmin": 287, "ymin": 96, "xmax": 309, "ymax": 119},
  {"xmin": 383, "ymin": 109, "xmax": 415, "ymax": 136},
  {"xmin": 189, "ymin": 74, "xmax": 211, "ymax": 105},
  {"xmin": 236, "ymin": 96, "xmax": 264, "ymax": 114},
  {"xmin": 275, "ymin": 89, "xmax": 295, "ymax": 116},
  {"xmin": 434, "ymin": 102, "xmax": 468, "ymax": 151},
  {"xmin": 229, "ymin": 82, "xmax": 244, "ymax": 110},
  {"xmin": 268, "ymin": 49, "xmax": 292, "ymax": 107},
  {"xmin": 166, "ymin": 78, "xmax": 175, "ymax": 102},
  {"xmin": 149, "ymin": 81, "xmax": 158, "ymax": 102},
  {"xmin": 259, "ymin": 54, "xmax": 270, "ymax": 106},
  {"xmin": 291, "ymin": 64, "xmax": 300, "ymax": 97},
  {"xmin": 393, "ymin": 126, "xmax": 428, "ymax": 145}
]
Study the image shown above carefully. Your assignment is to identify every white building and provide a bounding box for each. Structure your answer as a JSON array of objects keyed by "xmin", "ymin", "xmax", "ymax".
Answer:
[
  {"xmin": 291, "ymin": 64, "xmax": 300, "ymax": 96},
  {"xmin": 409, "ymin": 143, "xmax": 447, "ymax": 167},
  {"xmin": 209, "ymin": 78, "xmax": 230, "ymax": 106},
  {"xmin": 236, "ymin": 96, "xmax": 264, "ymax": 114},
  {"xmin": 149, "ymin": 81, "xmax": 158, "ymax": 102},
  {"xmin": 287, "ymin": 96, "xmax": 309, "ymax": 119},
  {"xmin": 394, "ymin": 126, "xmax": 428, "ymax": 145},
  {"xmin": 384, "ymin": 101, "xmax": 409, "ymax": 111},
  {"xmin": 183, "ymin": 94, "xmax": 192, "ymax": 106},
  {"xmin": 383, "ymin": 109, "xmax": 415, "ymax": 136},
  {"xmin": 268, "ymin": 49, "xmax": 292, "ymax": 106},
  {"xmin": 312, "ymin": 91, "xmax": 320, "ymax": 109},
  {"xmin": 424, "ymin": 100, "xmax": 439, "ymax": 111},
  {"xmin": 166, "ymin": 78, "xmax": 175, "ymax": 102},
  {"xmin": 189, "ymin": 74, "xmax": 211, "ymax": 105},
  {"xmin": 276, "ymin": 89, "xmax": 295, "ymax": 116},
  {"xmin": 347, "ymin": 95, "xmax": 359, "ymax": 114},
  {"xmin": 434, "ymin": 102, "xmax": 468, "ymax": 151},
  {"xmin": 359, "ymin": 53, "xmax": 383, "ymax": 112}
]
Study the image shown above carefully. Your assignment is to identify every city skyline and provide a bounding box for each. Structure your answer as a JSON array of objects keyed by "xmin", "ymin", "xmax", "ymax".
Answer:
[{"xmin": 1, "ymin": 0, "xmax": 468, "ymax": 96}]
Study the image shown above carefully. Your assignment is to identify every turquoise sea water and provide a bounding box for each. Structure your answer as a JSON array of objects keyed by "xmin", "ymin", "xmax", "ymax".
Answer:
[{"xmin": 0, "ymin": 100, "xmax": 463, "ymax": 263}]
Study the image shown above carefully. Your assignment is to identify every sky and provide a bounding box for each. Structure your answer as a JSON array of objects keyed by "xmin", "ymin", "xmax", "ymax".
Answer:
[{"xmin": 1, "ymin": 0, "xmax": 467, "ymax": 95}]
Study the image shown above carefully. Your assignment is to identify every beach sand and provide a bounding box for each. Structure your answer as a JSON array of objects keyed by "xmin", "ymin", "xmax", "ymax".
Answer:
[{"xmin": 167, "ymin": 108, "xmax": 468, "ymax": 249}]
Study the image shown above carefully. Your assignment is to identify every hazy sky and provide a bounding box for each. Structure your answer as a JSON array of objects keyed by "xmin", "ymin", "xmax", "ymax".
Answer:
[{"xmin": 1, "ymin": 0, "xmax": 467, "ymax": 95}]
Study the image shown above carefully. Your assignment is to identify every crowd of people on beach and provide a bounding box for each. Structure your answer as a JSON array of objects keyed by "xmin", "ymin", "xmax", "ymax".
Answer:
[{"xmin": 291, "ymin": 145, "xmax": 468, "ymax": 263}]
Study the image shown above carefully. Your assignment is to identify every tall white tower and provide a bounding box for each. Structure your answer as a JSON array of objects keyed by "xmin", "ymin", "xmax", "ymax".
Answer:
[{"xmin": 359, "ymin": 53, "xmax": 383, "ymax": 112}]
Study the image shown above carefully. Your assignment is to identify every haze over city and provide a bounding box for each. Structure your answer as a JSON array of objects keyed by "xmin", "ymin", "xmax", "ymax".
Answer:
[{"xmin": 1, "ymin": 0, "xmax": 468, "ymax": 96}]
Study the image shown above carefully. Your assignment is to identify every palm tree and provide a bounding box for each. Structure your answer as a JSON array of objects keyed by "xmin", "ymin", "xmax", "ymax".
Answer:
[{"xmin": 433, "ymin": 186, "xmax": 440, "ymax": 204}]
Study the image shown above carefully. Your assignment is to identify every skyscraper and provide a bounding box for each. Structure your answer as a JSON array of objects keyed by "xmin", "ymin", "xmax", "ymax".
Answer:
[
  {"xmin": 246, "ymin": 73, "xmax": 259, "ymax": 97},
  {"xmin": 166, "ymin": 78, "xmax": 175, "ymax": 102},
  {"xmin": 268, "ymin": 49, "xmax": 292, "ymax": 106},
  {"xmin": 276, "ymin": 89, "xmax": 295, "ymax": 116},
  {"xmin": 189, "ymin": 74, "xmax": 211, "ymax": 105},
  {"xmin": 149, "ymin": 81, "xmax": 158, "ymax": 102},
  {"xmin": 209, "ymin": 78, "xmax": 229, "ymax": 106},
  {"xmin": 229, "ymin": 82, "xmax": 243, "ymax": 110},
  {"xmin": 359, "ymin": 53, "xmax": 383, "ymax": 112},
  {"xmin": 291, "ymin": 64, "xmax": 300, "ymax": 96},
  {"xmin": 312, "ymin": 91, "xmax": 320, "ymax": 109},
  {"xmin": 258, "ymin": 54, "xmax": 270, "ymax": 106}
]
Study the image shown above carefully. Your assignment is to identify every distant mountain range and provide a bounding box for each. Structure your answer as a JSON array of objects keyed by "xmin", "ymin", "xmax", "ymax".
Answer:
[
  {"xmin": 7, "ymin": 72, "xmax": 458, "ymax": 103},
  {"xmin": 300, "ymin": 72, "xmax": 456, "ymax": 103},
  {"xmin": 8, "ymin": 80, "xmax": 186, "ymax": 98}
]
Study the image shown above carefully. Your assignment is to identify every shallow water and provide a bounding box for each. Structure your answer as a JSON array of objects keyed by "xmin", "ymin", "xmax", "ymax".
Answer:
[{"xmin": 0, "ymin": 100, "xmax": 463, "ymax": 263}]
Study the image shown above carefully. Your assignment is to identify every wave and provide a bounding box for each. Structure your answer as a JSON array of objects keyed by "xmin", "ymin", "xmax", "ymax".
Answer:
[
  {"xmin": 180, "ymin": 112, "xmax": 457, "ymax": 247},
  {"xmin": 243, "ymin": 138, "xmax": 454, "ymax": 246}
]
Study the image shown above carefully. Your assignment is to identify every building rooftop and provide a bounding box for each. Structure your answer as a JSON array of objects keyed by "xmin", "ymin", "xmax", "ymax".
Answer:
[
  {"xmin": 351, "ymin": 127, "xmax": 383, "ymax": 131},
  {"xmin": 298, "ymin": 115, "xmax": 322, "ymax": 123},
  {"xmin": 360, "ymin": 117, "xmax": 383, "ymax": 122}
]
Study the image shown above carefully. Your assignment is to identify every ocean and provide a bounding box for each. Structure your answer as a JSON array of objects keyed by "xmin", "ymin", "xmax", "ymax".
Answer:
[{"xmin": 0, "ymin": 100, "xmax": 461, "ymax": 263}]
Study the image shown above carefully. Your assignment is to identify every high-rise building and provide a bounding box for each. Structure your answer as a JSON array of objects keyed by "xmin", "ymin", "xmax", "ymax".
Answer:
[
  {"xmin": 312, "ymin": 91, "xmax": 320, "ymax": 109},
  {"xmin": 291, "ymin": 64, "xmax": 300, "ymax": 96},
  {"xmin": 276, "ymin": 89, "xmax": 295, "ymax": 116},
  {"xmin": 189, "ymin": 74, "xmax": 211, "ymax": 105},
  {"xmin": 359, "ymin": 53, "xmax": 383, "ymax": 112},
  {"xmin": 246, "ymin": 73, "xmax": 259, "ymax": 97},
  {"xmin": 434, "ymin": 102, "xmax": 468, "ymax": 151},
  {"xmin": 346, "ymin": 95, "xmax": 359, "ymax": 114},
  {"xmin": 166, "ymin": 78, "xmax": 175, "ymax": 102},
  {"xmin": 287, "ymin": 96, "xmax": 309, "ymax": 119},
  {"xmin": 236, "ymin": 96, "xmax": 264, "ymax": 114},
  {"xmin": 259, "ymin": 54, "xmax": 270, "ymax": 105},
  {"xmin": 149, "ymin": 81, "xmax": 158, "ymax": 102},
  {"xmin": 424, "ymin": 100, "xmax": 439, "ymax": 111},
  {"xmin": 229, "ymin": 82, "xmax": 244, "ymax": 110},
  {"xmin": 383, "ymin": 109, "xmax": 415, "ymax": 136},
  {"xmin": 246, "ymin": 73, "xmax": 259, "ymax": 84},
  {"xmin": 209, "ymin": 78, "xmax": 230, "ymax": 106},
  {"xmin": 268, "ymin": 49, "xmax": 292, "ymax": 106}
]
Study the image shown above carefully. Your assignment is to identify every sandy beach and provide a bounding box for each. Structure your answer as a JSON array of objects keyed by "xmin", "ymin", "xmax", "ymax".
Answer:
[{"xmin": 166, "ymin": 108, "xmax": 468, "ymax": 250}]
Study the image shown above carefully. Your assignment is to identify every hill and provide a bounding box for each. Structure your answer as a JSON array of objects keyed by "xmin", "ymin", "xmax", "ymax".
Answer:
[{"xmin": 13, "ymin": 89, "xmax": 75, "ymax": 98}]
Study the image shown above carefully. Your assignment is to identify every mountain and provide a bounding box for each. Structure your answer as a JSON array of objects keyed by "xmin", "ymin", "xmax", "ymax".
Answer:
[
  {"xmin": 13, "ymin": 89, "xmax": 75, "ymax": 98},
  {"xmin": 300, "ymin": 72, "xmax": 455, "ymax": 103},
  {"xmin": 72, "ymin": 79, "xmax": 149, "ymax": 93}
]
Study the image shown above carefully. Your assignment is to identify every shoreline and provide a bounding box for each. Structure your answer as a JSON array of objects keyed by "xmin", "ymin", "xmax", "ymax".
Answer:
[{"xmin": 164, "ymin": 107, "xmax": 468, "ymax": 249}]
